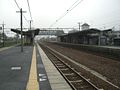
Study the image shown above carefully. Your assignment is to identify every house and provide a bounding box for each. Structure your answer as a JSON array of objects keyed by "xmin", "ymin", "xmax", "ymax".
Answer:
[
  {"xmin": 58, "ymin": 28, "xmax": 101, "ymax": 45},
  {"xmin": 81, "ymin": 23, "xmax": 90, "ymax": 30},
  {"xmin": 99, "ymin": 29, "xmax": 113, "ymax": 45},
  {"xmin": 58, "ymin": 28, "xmax": 116, "ymax": 46},
  {"xmin": 112, "ymin": 31, "xmax": 120, "ymax": 46}
]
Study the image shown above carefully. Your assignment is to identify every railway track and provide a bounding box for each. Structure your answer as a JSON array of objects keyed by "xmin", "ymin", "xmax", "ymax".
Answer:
[{"xmin": 40, "ymin": 44, "xmax": 103, "ymax": 90}]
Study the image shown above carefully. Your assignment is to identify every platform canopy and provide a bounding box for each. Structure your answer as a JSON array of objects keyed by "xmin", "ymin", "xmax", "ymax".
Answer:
[
  {"xmin": 11, "ymin": 29, "xmax": 40, "ymax": 37},
  {"xmin": 11, "ymin": 28, "xmax": 40, "ymax": 44}
]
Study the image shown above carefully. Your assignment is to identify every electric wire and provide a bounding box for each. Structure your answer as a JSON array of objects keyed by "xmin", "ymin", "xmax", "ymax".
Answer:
[
  {"xmin": 49, "ymin": 0, "xmax": 80, "ymax": 27},
  {"xmin": 69, "ymin": 0, "xmax": 84, "ymax": 12},
  {"xmin": 27, "ymin": 0, "xmax": 33, "ymax": 20},
  {"xmin": 51, "ymin": 0, "xmax": 81, "ymax": 27},
  {"xmin": 14, "ymin": 0, "xmax": 20, "ymax": 9},
  {"xmin": 67, "ymin": 0, "xmax": 80, "ymax": 11},
  {"xmin": 14, "ymin": 0, "xmax": 29, "ymax": 23},
  {"xmin": 49, "ymin": 0, "xmax": 84, "ymax": 28},
  {"xmin": 57, "ymin": 0, "xmax": 82, "ymax": 22},
  {"xmin": 49, "ymin": 12, "xmax": 68, "ymax": 27}
]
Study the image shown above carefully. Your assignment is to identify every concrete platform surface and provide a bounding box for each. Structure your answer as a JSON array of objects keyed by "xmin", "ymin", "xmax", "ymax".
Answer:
[
  {"xmin": 37, "ymin": 43, "xmax": 72, "ymax": 90},
  {"xmin": 0, "ymin": 46, "xmax": 33, "ymax": 90},
  {"xmin": 0, "ymin": 44, "xmax": 72, "ymax": 90}
]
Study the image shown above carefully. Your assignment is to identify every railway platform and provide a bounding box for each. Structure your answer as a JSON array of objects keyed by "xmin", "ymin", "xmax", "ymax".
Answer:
[
  {"xmin": 0, "ymin": 45, "xmax": 33, "ymax": 90},
  {"xmin": 36, "ymin": 43, "xmax": 72, "ymax": 90},
  {"xmin": 0, "ymin": 44, "xmax": 72, "ymax": 90}
]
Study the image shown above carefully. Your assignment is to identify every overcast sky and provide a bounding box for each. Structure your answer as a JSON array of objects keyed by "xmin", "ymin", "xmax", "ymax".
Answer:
[{"xmin": 0, "ymin": 0, "xmax": 120, "ymax": 36}]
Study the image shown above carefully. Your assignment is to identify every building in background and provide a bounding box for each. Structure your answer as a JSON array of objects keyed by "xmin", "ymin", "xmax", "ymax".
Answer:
[
  {"xmin": 58, "ymin": 28, "xmax": 120, "ymax": 46},
  {"xmin": 99, "ymin": 29, "xmax": 113, "ymax": 45},
  {"xmin": 81, "ymin": 23, "xmax": 90, "ymax": 30},
  {"xmin": 112, "ymin": 31, "xmax": 120, "ymax": 46}
]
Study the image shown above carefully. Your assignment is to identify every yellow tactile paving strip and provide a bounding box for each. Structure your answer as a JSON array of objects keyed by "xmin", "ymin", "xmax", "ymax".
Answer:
[{"xmin": 26, "ymin": 46, "xmax": 39, "ymax": 90}]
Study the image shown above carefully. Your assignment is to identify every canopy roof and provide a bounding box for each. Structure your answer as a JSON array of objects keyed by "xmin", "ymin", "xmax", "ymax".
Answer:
[{"xmin": 11, "ymin": 29, "xmax": 40, "ymax": 37}]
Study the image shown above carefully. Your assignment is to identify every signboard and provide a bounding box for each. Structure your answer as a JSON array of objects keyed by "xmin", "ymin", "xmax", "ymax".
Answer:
[{"xmin": 0, "ymin": 27, "xmax": 2, "ymax": 30}]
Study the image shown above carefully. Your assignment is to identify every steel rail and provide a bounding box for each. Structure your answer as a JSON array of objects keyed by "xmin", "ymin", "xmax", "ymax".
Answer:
[{"xmin": 40, "ymin": 44, "xmax": 102, "ymax": 90}]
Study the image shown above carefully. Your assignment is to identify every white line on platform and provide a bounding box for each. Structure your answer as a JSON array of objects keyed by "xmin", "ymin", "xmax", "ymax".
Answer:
[{"xmin": 11, "ymin": 66, "xmax": 21, "ymax": 70}]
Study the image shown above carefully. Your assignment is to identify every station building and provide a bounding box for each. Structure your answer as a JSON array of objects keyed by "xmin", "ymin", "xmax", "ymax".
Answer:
[
  {"xmin": 113, "ymin": 31, "xmax": 120, "ymax": 46},
  {"xmin": 57, "ymin": 28, "xmax": 120, "ymax": 46}
]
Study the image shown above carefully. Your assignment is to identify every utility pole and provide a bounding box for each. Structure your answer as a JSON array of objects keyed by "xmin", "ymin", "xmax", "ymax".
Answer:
[
  {"xmin": 29, "ymin": 20, "xmax": 33, "ymax": 30},
  {"xmin": 0, "ymin": 22, "xmax": 5, "ymax": 47},
  {"xmin": 16, "ymin": 8, "xmax": 26, "ymax": 52},
  {"xmin": 78, "ymin": 22, "xmax": 80, "ymax": 31}
]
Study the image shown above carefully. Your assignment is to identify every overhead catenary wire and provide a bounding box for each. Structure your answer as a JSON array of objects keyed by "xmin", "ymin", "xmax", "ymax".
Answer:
[
  {"xmin": 14, "ymin": 0, "xmax": 29, "ymax": 24},
  {"xmin": 49, "ymin": 0, "xmax": 84, "ymax": 28},
  {"xmin": 27, "ymin": 0, "xmax": 33, "ymax": 20},
  {"xmin": 55, "ymin": 0, "xmax": 81, "ymax": 24},
  {"xmin": 69, "ymin": 0, "xmax": 84, "ymax": 12},
  {"xmin": 67, "ymin": 0, "xmax": 81, "ymax": 11},
  {"xmin": 14, "ymin": 0, "xmax": 20, "ymax": 9},
  {"xmin": 49, "ymin": 12, "xmax": 68, "ymax": 27}
]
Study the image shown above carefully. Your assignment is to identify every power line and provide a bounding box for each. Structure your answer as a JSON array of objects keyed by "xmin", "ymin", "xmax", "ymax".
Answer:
[
  {"xmin": 23, "ymin": 15, "xmax": 28, "ymax": 22},
  {"xmin": 49, "ymin": 12, "xmax": 68, "ymax": 27},
  {"xmin": 55, "ymin": 0, "xmax": 81, "ymax": 23},
  {"xmin": 69, "ymin": 0, "xmax": 84, "ymax": 12},
  {"xmin": 57, "ymin": 0, "xmax": 82, "ymax": 22},
  {"xmin": 67, "ymin": 0, "xmax": 80, "ymax": 11},
  {"xmin": 49, "ymin": 0, "xmax": 84, "ymax": 28},
  {"xmin": 14, "ymin": 0, "xmax": 29, "ymax": 24},
  {"xmin": 14, "ymin": 0, "xmax": 20, "ymax": 9},
  {"xmin": 27, "ymin": 0, "xmax": 33, "ymax": 20}
]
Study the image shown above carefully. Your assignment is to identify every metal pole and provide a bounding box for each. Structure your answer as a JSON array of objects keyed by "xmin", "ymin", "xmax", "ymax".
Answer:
[
  {"xmin": 16, "ymin": 8, "xmax": 26, "ymax": 52},
  {"xmin": 20, "ymin": 8, "xmax": 23, "ymax": 52},
  {"xmin": 29, "ymin": 20, "xmax": 33, "ymax": 30},
  {"xmin": 2, "ymin": 22, "xmax": 5, "ymax": 47},
  {"xmin": 98, "ymin": 32, "xmax": 101, "ymax": 46},
  {"xmin": 30, "ymin": 20, "xmax": 31, "ymax": 30},
  {"xmin": 3, "ymin": 23, "xmax": 4, "ymax": 47},
  {"xmin": 78, "ymin": 22, "xmax": 80, "ymax": 31}
]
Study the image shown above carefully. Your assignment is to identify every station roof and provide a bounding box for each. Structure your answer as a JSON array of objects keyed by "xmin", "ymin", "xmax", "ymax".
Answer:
[
  {"xmin": 11, "ymin": 29, "xmax": 40, "ymax": 36},
  {"xmin": 58, "ymin": 28, "xmax": 101, "ymax": 37}
]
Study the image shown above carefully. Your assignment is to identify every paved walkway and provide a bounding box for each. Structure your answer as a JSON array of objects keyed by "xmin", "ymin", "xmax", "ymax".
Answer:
[
  {"xmin": 0, "ymin": 44, "xmax": 18, "ymax": 52},
  {"xmin": 0, "ymin": 44, "xmax": 72, "ymax": 90},
  {"xmin": 0, "ymin": 46, "xmax": 33, "ymax": 90}
]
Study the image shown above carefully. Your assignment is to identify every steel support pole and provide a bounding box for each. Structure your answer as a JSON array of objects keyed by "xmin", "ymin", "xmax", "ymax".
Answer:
[
  {"xmin": 20, "ymin": 8, "xmax": 23, "ymax": 52},
  {"xmin": 2, "ymin": 23, "xmax": 5, "ymax": 47}
]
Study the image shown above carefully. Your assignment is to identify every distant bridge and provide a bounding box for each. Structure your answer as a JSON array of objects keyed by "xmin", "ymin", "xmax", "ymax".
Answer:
[
  {"xmin": 38, "ymin": 28, "xmax": 78, "ymax": 36},
  {"xmin": 38, "ymin": 30, "xmax": 64, "ymax": 36}
]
